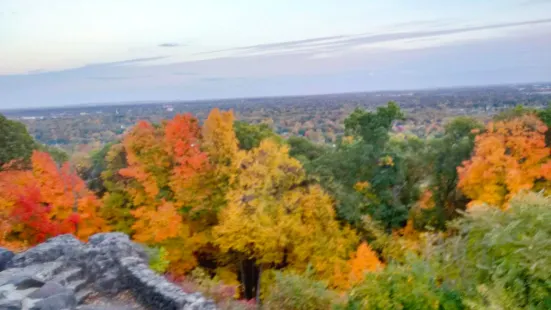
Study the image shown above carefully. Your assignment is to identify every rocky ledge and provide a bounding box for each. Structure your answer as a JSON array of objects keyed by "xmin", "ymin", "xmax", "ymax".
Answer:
[{"xmin": 0, "ymin": 233, "xmax": 216, "ymax": 310}]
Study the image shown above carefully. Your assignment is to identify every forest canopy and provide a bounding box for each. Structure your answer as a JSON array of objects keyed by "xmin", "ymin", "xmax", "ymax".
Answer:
[{"xmin": 2, "ymin": 102, "xmax": 551, "ymax": 309}]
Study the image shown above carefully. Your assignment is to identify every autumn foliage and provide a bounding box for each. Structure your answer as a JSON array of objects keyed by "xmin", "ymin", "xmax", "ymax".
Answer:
[
  {"xmin": 214, "ymin": 139, "xmax": 358, "ymax": 290},
  {"xmin": 6, "ymin": 103, "xmax": 551, "ymax": 307},
  {"xmin": 0, "ymin": 151, "xmax": 105, "ymax": 249},
  {"xmin": 110, "ymin": 114, "xmax": 215, "ymax": 274},
  {"xmin": 458, "ymin": 115, "xmax": 551, "ymax": 208},
  {"xmin": 348, "ymin": 242, "xmax": 384, "ymax": 285},
  {"xmin": 100, "ymin": 111, "xmax": 367, "ymax": 297}
]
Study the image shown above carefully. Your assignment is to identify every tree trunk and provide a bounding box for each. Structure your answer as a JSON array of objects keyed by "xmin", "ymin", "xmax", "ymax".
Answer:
[
  {"xmin": 256, "ymin": 264, "xmax": 262, "ymax": 306},
  {"xmin": 71, "ymin": 164, "xmax": 79, "ymax": 235},
  {"xmin": 239, "ymin": 259, "xmax": 246, "ymax": 299},
  {"xmin": 240, "ymin": 258, "xmax": 258, "ymax": 300}
]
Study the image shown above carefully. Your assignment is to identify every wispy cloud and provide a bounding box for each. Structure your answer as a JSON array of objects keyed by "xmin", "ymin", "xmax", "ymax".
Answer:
[
  {"xmin": 202, "ymin": 18, "xmax": 551, "ymax": 56},
  {"xmin": 201, "ymin": 35, "xmax": 347, "ymax": 55},
  {"xmin": 26, "ymin": 69, "xmax": 46, "ymax": 74},
  {"xmin": 200, "ymin": 76, "xmax": 246, "ymax": 83},
  {"xmin": 96, "ymin": 56, "xmax": 169, "ymax": 67},
  {"xmin": 385, "ymin": 19, "xmax": 453, "ymax": 30},
  {"xmin": 158, "ymin": 43, "xmax": 183, "ymax": 48},
  {"xmin": 2, "ymin": 56, "xmax": 169, "ymax": 77},
  {"xmin": 1, "ymin": 25, "xmax": 550, "ymax": 109},
  {"xmin": 172, "ymin": 71, "xmax": 197, "ymax": 76},
  {"xmin": 87, "ymin": 75, "xmax": 152, "ymax": 81},
  {"xmin": 329, "ymin": 18, "xmax": 551, "ymax": 48},
  {"xmin": 521, "ymin": 0, "xmax": 551, "ymax": 6}
]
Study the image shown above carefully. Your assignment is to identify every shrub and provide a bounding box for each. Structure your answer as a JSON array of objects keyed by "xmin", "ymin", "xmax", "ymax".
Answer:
[
  {"xmin": 263, "ymin": 269, "xmax": 340, "ymax": 310},
  {"xmin": 177, "ymin": 267, "xmax": 249, "ymax": 310},
  {"xmin": 144, "ymin": 246, "xmax": 170, "ymax": 274},
  {"xmin": 343, "ymin": 254, "xmax": 464, "ymax": 310},
  {"xmin": 440, "ymin": 192, "xmax": 551, "ymax": 309}
]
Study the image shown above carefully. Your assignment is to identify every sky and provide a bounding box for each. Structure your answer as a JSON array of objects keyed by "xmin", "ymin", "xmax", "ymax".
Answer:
[{"xmin": 1, "ymin": 0, "xmax": 551, "ymax": 109}]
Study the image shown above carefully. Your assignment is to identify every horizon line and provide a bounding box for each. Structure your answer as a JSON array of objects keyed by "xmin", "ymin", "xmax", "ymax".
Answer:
[{"xmin": 2, "ymin": 80, "xmax": 550, "ymax": 113}]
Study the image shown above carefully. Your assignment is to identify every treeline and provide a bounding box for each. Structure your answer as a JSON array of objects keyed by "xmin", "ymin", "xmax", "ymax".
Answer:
[{"xmin": 1, "ymin": 103, "xmax": 551, "ymax": 309}]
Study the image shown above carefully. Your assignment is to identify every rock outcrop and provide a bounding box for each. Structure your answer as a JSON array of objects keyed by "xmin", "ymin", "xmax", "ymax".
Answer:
[{"xmin": 0, "ymin": 233, "xmax": 216, "ymax": 310}]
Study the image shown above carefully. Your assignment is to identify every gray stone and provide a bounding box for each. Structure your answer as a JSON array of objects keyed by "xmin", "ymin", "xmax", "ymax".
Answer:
[
  {"xmin": 75, "ymin": 288, "xmax": 93, "ymax": 304},
  {"xmin": 76, "ymin": 306, "xmax": 135, "ymax": 310},
  {"xmin": 0, "ymin": 248, "xmax": 13, "ymax": 272},
  {"xmin": 32, "ymin": 261, "xmax": 66, "ymax": 283},
  {"xmin": 0, "ymin": 283, "xmax": 40, "ymax": 305},
  {"xmin": 66, "ymin": 279, "xmax": 87, "ymax": 293},
  {"xmin": 7, "ymin": 234, "xmax": 83, "ymax": 268},
  {"xmin": 6, "ymin": 275, "xmax": 44, "ymax": 290},
  {"xmin": 77, "ymin": 233, "xmax": 146, "ymax": 294},
  {"xmin": 0, "ymin": 262, "xmax": 64, "ymax": 287},
  {"xmin": 121, "ymin": 257, "xmax": 216, "ymax": 310},
  {"xmin": 0, "ymin": 300, "xmax": 20, "ymax": 310},
  {"xmin": 53, "ymin": 267, "xmax": 83, "ymax": 282},
  {"xmin": 87, "ymin": 233, "xmax": 147, "ymax": 261},
  {"xmin": 28, "ymin": 291, "xmax": 77, "ymax": 310},
  {"xmin": 95, "ymin": 273, "xmax": 120, "ymax": 293},
  {"xmin": 0, "ymin": 233, "xmax": 217, "ymax": 310},
  {"xmin": 27, "ymin": 281, "xmax": 70, "ymax": 299}
]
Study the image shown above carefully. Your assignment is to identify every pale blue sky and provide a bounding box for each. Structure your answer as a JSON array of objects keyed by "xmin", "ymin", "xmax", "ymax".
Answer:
[{"xmin": 1, "ymin": 0, "xmax": 551, "ymax": 108}]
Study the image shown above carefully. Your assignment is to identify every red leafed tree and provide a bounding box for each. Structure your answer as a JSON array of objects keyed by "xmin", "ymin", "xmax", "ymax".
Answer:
[
  {"xmin": 117, "ymin": 114, "xmax": 210, "ymax": 274},
  {"xmin": 164, "ymin": 114, "xmax": 209, "ymax": 208},
  {"xmin": 118, "ymin": 114, "xmax": 209, "ymax": 212},
  {"xmin": 0, "ymin": 151, "xmax": 106, "ymax": 247},
  {"xmin": 11, "ymin": 185, "xmax": 62, "ymax": 243}
]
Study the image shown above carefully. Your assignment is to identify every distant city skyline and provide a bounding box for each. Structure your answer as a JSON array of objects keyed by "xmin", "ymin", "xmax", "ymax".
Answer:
[{"xmin": 1, "ymin": 0, "xmax": 551, "ymax": 109}]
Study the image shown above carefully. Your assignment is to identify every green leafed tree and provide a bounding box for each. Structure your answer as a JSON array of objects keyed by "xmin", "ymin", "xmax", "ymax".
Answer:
[
  {"xmin": 493, "ymin": 104, "xmax": 536, "ymax": 122},
  {"xmin": 417, "ymin": 117, "xmax": 483, "ymax": 230},
  {"xmin": 0, "ymin": 114, "xmax": 68, "ymax": 169},
  {"xmin": 0, "ymin": 114, "xmax": 36, "ymax": 168},
  {"xmin": 233, "ymin": 121, "xmax": 282, "ymax": 150},
  {"xmin": 344, "ymin": 101, "xmax": 404, "ymax": 147},
  {"xmin": 305, "ymin": 102, "xmax": 417, "ymax": 231},
  {"xmin": 287, "ymin": 136, "xmax": 329, "ymax": 163},
  {"xmin": 264, "ymin": 269, "xmax": 340, "ymax": 310},
  {"xmin": 99, "ymin": 143, "xmax": 135, "ymax": 234},
  {"xmin": 537, "ymin": 101, "xmax": 551, "ymax": 146},
  {"xmin": 434, "ymin": 192, "xmax": 551, "ymax": 309},
  {"xmin": 38, "ymin": 144, "xmax": 69, "ymax": 165},
  {"xmin": 343, "ymin": 255, "xmax": 464, "ymax": 310}
]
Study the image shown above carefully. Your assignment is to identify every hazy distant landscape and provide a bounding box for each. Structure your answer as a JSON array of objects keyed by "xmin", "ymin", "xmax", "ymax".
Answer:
[{"xmin": 3, "ymin": 82, "xmax": 551, "ymax": 153}]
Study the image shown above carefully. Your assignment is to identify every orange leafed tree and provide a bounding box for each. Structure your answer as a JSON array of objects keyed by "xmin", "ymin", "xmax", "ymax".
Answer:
[
  {"xmin": 0, "ymin": 151, "xmax": 106, "ymax": 249},
  {"xmin": 458, "ymin": 115, "xmax": 551, "ymax": 208},
  {"xmin": 116, "ymin": 113, "xmax": 216, "ymax": 274},
  {"xmin": 348, "ymin": 242, "xmax": 383, "ymax": 285},
  {"xmin": 119, "ymin": 120, "xmax": 169, "ymax": 203}
]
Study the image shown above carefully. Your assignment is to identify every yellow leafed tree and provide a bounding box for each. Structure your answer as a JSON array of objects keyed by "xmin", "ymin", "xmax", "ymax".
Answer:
[
  {"xmin": 198, "ymin": 108, "xmax": 240, "ymax": 222},
  {"xmin": 214, "ymin": 139, "xmax": 358, "ymax": 296}
]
